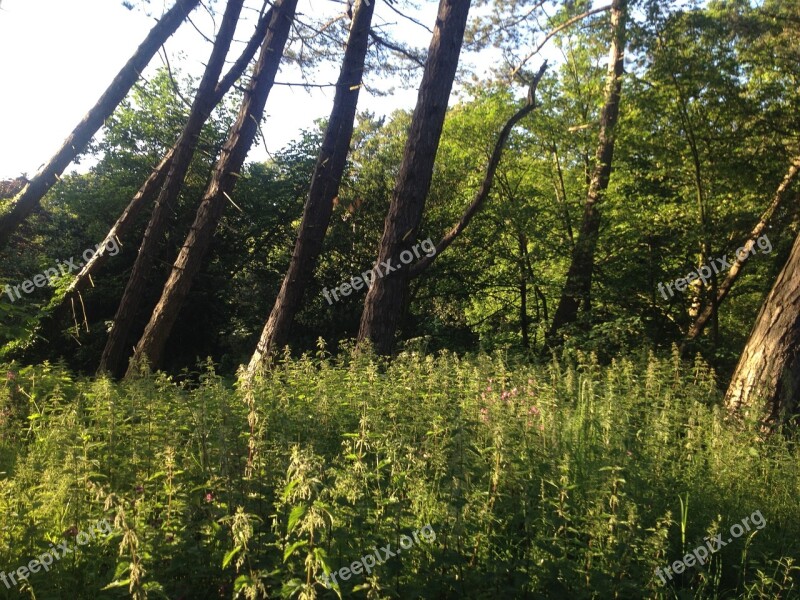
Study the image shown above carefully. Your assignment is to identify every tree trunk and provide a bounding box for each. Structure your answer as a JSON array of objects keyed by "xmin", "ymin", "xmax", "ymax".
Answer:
[
  {"xmin": 724, "ymin": 227, "xmax": 800, "ymax": 425},
  {"xmin": 0, "ymin": 0, "xmax": 201, "ymax": 250},
  {"xmin": 60, "ymin": 5, "xmax": 274, "ymax": 313},
  {"xmin": 546, "ymin": 0, "xmax": 626, "ymax": 345},
  {"xmin": 245, "ymin": 0, "xmax": 376, "ymax": 377},
  {"xmin": 356, "ymin": 0, "xmax": 472, "ymax": 355},
  {"xmin": 126, "ymin": 0, "xmax": 298, "ymax": 375},
  {"xmin": 99, "ymin": 0, "xmax": 247, "ymax": 375},
  {"xmin": 684, "ymin": 157, "xmax": 800, "ymax": 345},
  {"xmin": 407, "ymin": 63, "xmax": 547, "ymax": 278}
]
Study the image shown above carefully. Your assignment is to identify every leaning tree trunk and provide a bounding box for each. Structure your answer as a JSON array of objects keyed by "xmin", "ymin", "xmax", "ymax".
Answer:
[
  {"xmin": 546, "ymin": 0, "xmax": 626, "ymax": 346},
  {"xmin": 725, "ymin": 226, "xmax": 800, "ymax": 425},
  {"xmin": 99, "ymin": 0, "xmax": 247, "ymax": 376},
  {"xmin": 684, "ymin": 156, "xmax": 800, "ymax": 345},
  {"xmin": 357, "ymin": 0, "xmax": 472, "ymax": 355},
  {"xmin": 126, "ymin": 0, "xmax": 298, "ymax": 375},
  {"xmin": 0, "ymin": 0, "xmax": 200, "ymax": 250},
  {"xmin": 59, "ymin": 6, "xmax": 274, "ymax": 313},
  {"xmin": 245, "ymin": 0, "xmax": 376, "ymax": 377}
]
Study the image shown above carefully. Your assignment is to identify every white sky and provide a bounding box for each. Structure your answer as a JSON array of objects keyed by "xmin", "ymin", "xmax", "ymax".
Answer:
[
  {"xmin": 0, "ymin": 0, "xmax": 440, "ymax": 179},
  {"xmin": 0, "ymin": 0, "xmax": 568, "ymax": 180}
]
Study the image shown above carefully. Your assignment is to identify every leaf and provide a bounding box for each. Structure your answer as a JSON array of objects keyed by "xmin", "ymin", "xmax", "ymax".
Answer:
[
  {"xmin": 283, "ymin": 539, "xmax": 308, "ymax": 562},
  {"xmin": 287, "ymin": 504, "xmax": 306, "ymax": 533},
  {"xmin": 222, "ymin": 546, "xmax": 241, "ymax": 569}
]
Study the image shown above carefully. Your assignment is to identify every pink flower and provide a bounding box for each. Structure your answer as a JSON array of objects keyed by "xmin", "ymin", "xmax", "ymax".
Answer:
[
  {"xmin": 205, "ymin": 493, "xmax": 214, "ymax": 503},
  {"xmin": 528, "ymin": 405, "xmax": 540, "ymax": 416},
  {"xmin": 480, "ymin": 408, "xmax": 489, "ymax": 423}
]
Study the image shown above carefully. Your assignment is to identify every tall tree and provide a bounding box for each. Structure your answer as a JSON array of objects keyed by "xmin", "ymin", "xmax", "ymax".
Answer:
[
  {"xmin": 126, "ymin": 0, "xmax": 299, "ymax": 375},
  {"xmin": 685, "ymin": 157, "xmax": 800, "ymax": 344},
  {"xmin": 725, "ymin": 225, "xmax": 800, "ymax": 425},
  {"xmin": 0, "ymin": 0, "xmax": 201, "ymax": 250},
  {"xmin": 357, "ymin": 0, "xmax": 472, "ymax": 355},
  {"xmin": 245, "ymin": 0, "xmax": 377, "ymax": 377},
  {"xmin": 546, "ymin": 0, "xmax": 627, "ymax": 345},
  {"xmin": 99, "ymin": 0, "xmax": 247, "ymax": 375},
  {"xmin": 59, "ymin": 6, "xmax": 274, "ymax": 314}
]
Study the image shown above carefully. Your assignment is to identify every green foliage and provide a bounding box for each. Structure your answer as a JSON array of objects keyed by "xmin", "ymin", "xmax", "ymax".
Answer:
[{"xmin": 0, "ymin": 351, "xmax": 798, "ymax": 598}]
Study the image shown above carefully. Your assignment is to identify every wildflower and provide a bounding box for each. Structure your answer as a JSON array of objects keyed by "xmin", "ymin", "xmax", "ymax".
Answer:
[
  {"xmin": 528, "ymin": 405, "xmax": 540, "ymax": 416},
  {"xmin": 135, "ymin": 484, "xmax": 144, "ymax": 494},
  {"xmin": 480, "ymin": 408, "xmax": 489, "ymax": 423},
  {"xmin": 205, "ymin": 492, "xmax": 214, "ymax": 503}
]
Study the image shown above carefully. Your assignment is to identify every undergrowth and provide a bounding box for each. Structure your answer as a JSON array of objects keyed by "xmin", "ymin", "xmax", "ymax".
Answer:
[{"xmin": 0, "ymin": 346, "xmax": 798, "ymax": 599}]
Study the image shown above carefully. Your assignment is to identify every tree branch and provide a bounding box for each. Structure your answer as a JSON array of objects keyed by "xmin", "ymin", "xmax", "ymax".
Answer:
[{"xmin": 409, "ymin": 62, "xmax": 548, "ymax": 278}]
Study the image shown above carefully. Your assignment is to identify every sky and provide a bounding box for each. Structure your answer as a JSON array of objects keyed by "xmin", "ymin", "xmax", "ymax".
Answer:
[{"xmin": 0, "ymin": 0, "xmax": 569, "ymax": 181}]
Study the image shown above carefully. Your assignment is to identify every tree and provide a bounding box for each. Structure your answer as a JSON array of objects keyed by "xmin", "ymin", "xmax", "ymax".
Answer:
[
  {"xmin": 725, "ymin": 225, "xmax": 800, "ymax": 425},
  {"xmin": 126, "ymin": 0, "xmax": 299, "ymax": 375},
  {"xmin": 245, "ymin": 0, "xmax": 376, "ymax": 376},
  {"xmin": 357, "ymin": 0, "xmax": 472, "ymax": 355},
  {"xmin": 546, "ymin": 0, "xmax": 627, "ymax": 345},
  {"xmin": 99, "ymin": 0, "xmax": 248, "ymax": 375},
  {"xmin": 58, "ymin": 6, "xmax": 274, "ymax": 312},
  {"xmin": 684, "ymin": 157, "xmax": 800, "ymax": 345},
  {"xmin": 0, "ymin": 0, "xmax": 201, "ymax": 249}
]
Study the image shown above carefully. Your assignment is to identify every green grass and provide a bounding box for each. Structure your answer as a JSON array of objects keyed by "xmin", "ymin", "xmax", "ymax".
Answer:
[{"xmin": 0, "ymin": 347, "xmax": 798, "ymax": 599}]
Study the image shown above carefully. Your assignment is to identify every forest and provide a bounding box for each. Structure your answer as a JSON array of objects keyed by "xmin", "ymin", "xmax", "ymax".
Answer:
[{"xmin": 0, "ymin": 0, "xmax": 799, "ymax": 597}]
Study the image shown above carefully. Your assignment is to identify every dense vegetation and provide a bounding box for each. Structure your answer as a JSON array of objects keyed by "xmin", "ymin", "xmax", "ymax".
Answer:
[
  {"xmin": 1, "ymin": 351, "xmax": 798, "ymax": 598},
  {"xmin": 1, "ymin": 0, "xmax": 799, "ymax": 597}
]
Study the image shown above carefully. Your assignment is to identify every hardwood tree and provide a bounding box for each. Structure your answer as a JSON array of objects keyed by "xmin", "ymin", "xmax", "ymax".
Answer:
[
  {"xmin": 725, "ymin": 223, "xmax": 800, "ymax": 425},
  {"xmin": 0, "ymin": 0, "xmax": 201, "ymax": 250},
  {"xmin": 546, "ymin": 0, "xmax": 627, "ymax": 346}
]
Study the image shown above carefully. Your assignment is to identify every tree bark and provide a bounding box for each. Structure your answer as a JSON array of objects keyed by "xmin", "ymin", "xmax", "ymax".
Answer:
[
  {"xmin": 724, "ymin": 226, "xmax": 800, "ymax": 425},
  {"xmin": 126, "ymin": 0, "xmax": 298, "ymax": 375},
  {"xmin": 60, "ymin": 6, "xmax": 274, "ymax": 315},
  {"xmin": 98, "ymin": 0, "xmax": 247, "ymax": 375},
  {"xmin": 546, "ymin": 0, "xmax": 627, "ymax": 346},
  {"xmin": 407, "ymin": 63, "xmax": 547, "ymax": 277},
  {"xmin": 245, "ymin": 0, "xmax": 376, "ymax": 377},
  {"xmin": 356, "ymin": 0, "xmax": 472, "ymax": 355},
  {"xmin": 684, "ymin": 157, "xmax": 800, "ymax": 345},
  {"xmin": 0, "ymin": 0, "xmax": 201, "ymax": 250}
]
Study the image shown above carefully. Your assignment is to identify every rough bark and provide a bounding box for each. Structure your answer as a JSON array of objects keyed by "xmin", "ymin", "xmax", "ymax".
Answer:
[
  {"xmin": 245, "ymin": 0, "xmax": 376, "ymax": 377},
  {"xmin": 685, "ymin": 157, "xmax": 800, "ymax": 344},
  {"xmin": 724, "ymin": 226, "xmax": 800, "ymax": 425},
  {"xmin": 127, "ymin": 0, "xmax": 298, "ymax": 375},
  {"xmin": 407, "ymin": 62, "xmax": 547, "ymax": 277},
  {"xmin": 60, "ymin": 7, "xmax": 273, "ymax": 314},
  {"xmin": 357, "ymin": 0, "xmax": 472, "ymax": 355},
  {"xmin": 99, "ymin": 0, "xmax": 247, "ymax": 375},
  {"xmin": 0, "ymin": 0, "xmax": 201, "ymax": 250},
  {"xmin": 546, "ymin": 0, "xmax": 626, "ymax": 346}
]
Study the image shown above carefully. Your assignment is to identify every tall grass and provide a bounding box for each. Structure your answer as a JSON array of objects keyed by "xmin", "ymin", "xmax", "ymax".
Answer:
[{"xmin": 0, "ymin": 347, "xmax": 797, "ymax": 598}]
